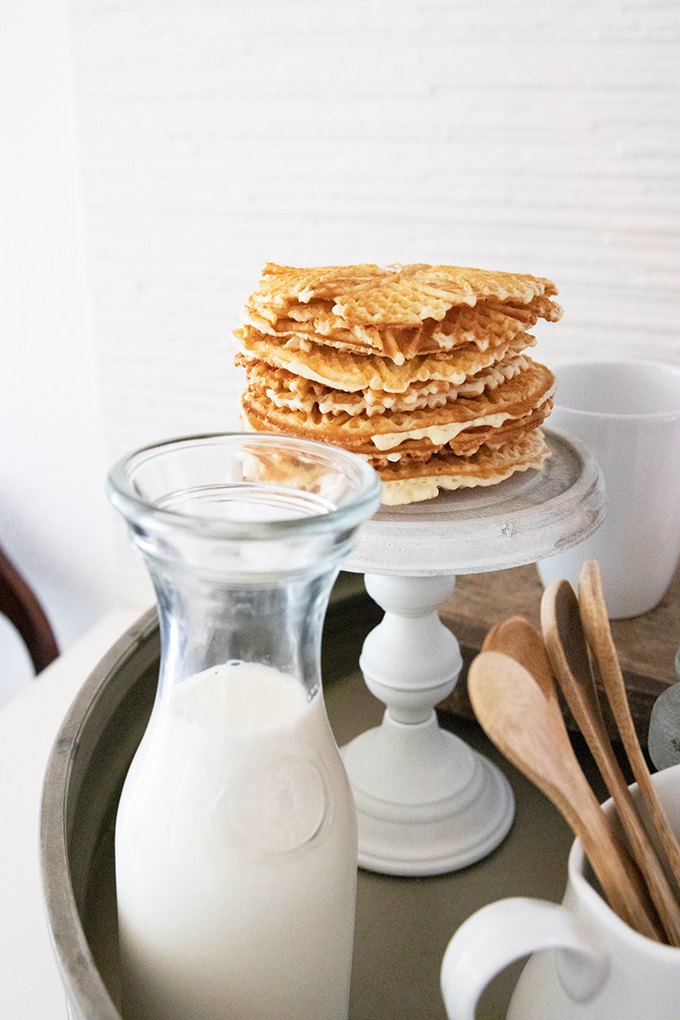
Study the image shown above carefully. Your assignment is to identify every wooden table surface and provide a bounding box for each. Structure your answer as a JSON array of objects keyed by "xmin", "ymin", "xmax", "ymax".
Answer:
[{"xmin": 437, "ymin": 561, "xmax": 680, "ymax": 745}]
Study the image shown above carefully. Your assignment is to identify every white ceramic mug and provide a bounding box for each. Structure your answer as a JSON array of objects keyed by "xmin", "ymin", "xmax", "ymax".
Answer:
[
  {"xmin": 537, "ymin": 359, "xmax": 680, "ymax": 618},
  {"xmin": 440, "ymin": 763, "xmax": 680, "ymax": 1020}
]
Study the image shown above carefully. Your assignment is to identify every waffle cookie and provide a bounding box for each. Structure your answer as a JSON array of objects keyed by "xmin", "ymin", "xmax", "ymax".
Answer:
[{"xmin": 234, "ymin": 262, "xmax": 560, "ymax": 505}]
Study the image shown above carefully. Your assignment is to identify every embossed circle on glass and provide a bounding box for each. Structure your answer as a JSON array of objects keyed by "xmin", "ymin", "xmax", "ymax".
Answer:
[{"xmin": 223, "ymin": 748, "xmax": 330, "ymax": 855}]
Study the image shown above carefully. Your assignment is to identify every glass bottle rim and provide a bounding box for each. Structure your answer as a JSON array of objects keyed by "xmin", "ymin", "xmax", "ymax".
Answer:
[{"xmin": 107, "ymin": 432, "xmax": 382, "ymax": 540}]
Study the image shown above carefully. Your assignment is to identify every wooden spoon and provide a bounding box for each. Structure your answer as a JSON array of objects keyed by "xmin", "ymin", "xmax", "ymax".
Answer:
[
  {"xmin": 483, "ymin": 615, "xmax": 556, "ymax": 700},
  {"xmin": 578, "ymin": 560, "xmax": 680, "ymax": 890},
  {"xmin": 468, "ymin": 650, "xmax": 660, "ymax": 941},
  {"xmin": 541, "ymin": 579, "xmax": 680, "ymax": 947}
]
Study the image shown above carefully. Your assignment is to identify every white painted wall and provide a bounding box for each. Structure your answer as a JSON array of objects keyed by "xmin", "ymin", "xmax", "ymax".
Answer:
[
  {"xmin": 0, "ymin": 0, "xmax": 116, "ymax": 705},
  {"xmin": 68, "ymin": 0, "xmax": 679, "ymax": 603}
]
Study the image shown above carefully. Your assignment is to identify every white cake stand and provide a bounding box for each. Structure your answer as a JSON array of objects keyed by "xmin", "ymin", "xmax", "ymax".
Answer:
[{"xmin": 341, "ymin": 429, "xmax": 605, "ymax": 876}]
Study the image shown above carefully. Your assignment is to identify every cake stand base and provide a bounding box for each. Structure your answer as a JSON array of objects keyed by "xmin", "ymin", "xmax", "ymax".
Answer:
[{"xmin": 343, "ymin": 713, "xmax": 514, "ymax": 876}]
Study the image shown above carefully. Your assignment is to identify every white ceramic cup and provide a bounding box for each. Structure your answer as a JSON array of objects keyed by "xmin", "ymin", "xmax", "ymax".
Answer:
[
  {"xmin": 536, "ymin": 359, "xmax": 680, "ymax": 618},
  {"xmin": 440, "ymin": 763, "xmax": 680, "ymax": 1020}
]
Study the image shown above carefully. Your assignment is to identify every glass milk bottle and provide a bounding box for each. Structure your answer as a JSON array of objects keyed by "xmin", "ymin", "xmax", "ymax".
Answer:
[{"xmin": 107, "ymin": 433, "xmax": 381, "ymax": 1020}]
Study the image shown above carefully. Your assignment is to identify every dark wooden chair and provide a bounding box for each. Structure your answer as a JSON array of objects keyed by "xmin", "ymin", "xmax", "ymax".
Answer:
[{"xmin": 0, "ymin": 543, "xmax": 59, "ymax": 673}]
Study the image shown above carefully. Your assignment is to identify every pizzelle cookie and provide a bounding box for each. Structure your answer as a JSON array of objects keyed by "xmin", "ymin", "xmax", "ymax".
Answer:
[
  {"xmin": 235, "ymin": 325, "xmax": 537, "ymax": 393},
  {"xmin": 234, "ymin": 262, "xmax": 560, "ymax": 505}
]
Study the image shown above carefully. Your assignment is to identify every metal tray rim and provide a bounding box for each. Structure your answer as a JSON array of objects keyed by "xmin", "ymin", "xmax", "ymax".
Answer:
[{"xmin": 39, "ymin": 608, "xmax": 159, "ymax": 1020}]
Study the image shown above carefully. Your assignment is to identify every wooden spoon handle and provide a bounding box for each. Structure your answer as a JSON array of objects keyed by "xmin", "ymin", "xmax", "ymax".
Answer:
[
  {"xmin": 572, "ymin": 786, "xmax": 662, "ymax": 942},
  {"xmin": 579, "ymin": 561, "xmax": 680, "ymax": 890},
  {"xmin": 469, "ymin": 651, "xmax": 660, "ymax": 941},
  {"xmin": 542, "ymin": 580, "xmax": 680, "ymax": 946}
]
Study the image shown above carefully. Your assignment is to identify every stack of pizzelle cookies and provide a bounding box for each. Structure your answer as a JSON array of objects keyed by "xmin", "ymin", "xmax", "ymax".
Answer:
[{"xmin": 234, "ymin": 262, "xmax": 560, "ymax": 505}]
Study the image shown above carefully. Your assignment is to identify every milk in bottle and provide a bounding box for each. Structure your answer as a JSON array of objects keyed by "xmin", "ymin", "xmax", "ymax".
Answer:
[
  {"xmin": 116, "ymin": 661, "xmax": 357, "ymax": 1020},
  {"xmin": 106, "ymin": 433, "xmax": 381, "ymax": 1020}
]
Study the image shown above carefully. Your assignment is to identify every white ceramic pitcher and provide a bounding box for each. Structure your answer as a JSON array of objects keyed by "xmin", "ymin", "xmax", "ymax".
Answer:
[{"xmin": 441, "ymin": 763, "xmax": 680, "ymax": 1020}]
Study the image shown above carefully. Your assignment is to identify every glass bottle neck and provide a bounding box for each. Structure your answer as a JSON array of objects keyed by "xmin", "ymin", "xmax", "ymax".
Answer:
[
  {"xmin": 107, "ymin": 433, "xmax": 381, "ymax": 703},
  {"xmin": 147, "ymin": 556, "xmax": 339, "ymax": 701}
]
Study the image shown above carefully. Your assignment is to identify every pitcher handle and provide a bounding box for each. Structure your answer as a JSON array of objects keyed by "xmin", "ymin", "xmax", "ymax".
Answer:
[{"xmin": 440, "ymin": 897, "xmax": 609, "ymax": 1020}]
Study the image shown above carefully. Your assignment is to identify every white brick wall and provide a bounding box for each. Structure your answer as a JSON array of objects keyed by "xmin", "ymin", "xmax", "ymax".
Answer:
[{"xmin": 68, "ymin": 0, "xmax": 680, "ymax": 601}]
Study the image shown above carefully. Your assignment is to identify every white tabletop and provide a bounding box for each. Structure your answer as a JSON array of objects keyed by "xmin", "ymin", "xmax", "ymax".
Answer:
[{"xmin": 0, "ymin": 604, "xmax": 150, "ymax": 1019}]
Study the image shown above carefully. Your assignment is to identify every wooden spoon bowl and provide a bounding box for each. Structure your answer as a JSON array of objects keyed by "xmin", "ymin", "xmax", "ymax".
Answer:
[{"xmin": 468, "ymin": 649, "xmax": 660, "ymax": 941}]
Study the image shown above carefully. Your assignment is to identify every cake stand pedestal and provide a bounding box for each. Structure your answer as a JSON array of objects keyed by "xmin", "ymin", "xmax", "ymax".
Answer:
[{"xmin": 342, "ymin": 430, "xmax": 605, "ymax": 876}]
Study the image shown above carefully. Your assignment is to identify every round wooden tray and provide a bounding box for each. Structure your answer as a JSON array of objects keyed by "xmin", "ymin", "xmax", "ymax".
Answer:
[{"xmin": 40, "ymin": 598, "xmax": 592, "ymax": 1020}]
